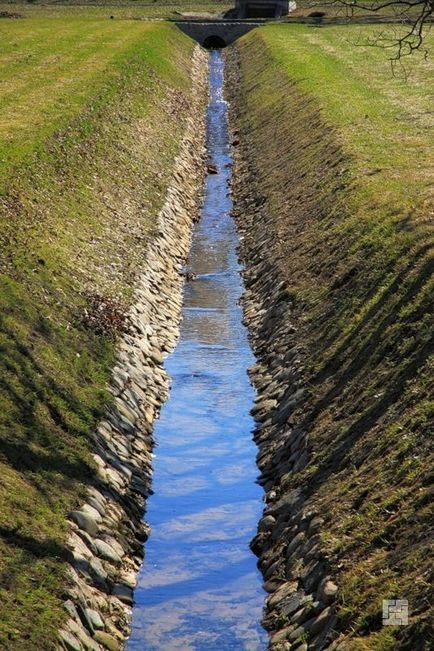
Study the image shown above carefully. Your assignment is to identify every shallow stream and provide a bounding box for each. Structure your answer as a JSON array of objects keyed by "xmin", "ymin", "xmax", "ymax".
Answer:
[{"xmin": 127, "ymin": 50, "xmax": 266, "ymax": 651}]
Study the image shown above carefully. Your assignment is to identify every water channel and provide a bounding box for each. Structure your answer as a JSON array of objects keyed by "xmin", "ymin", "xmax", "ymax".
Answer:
[{"xmin": 127, "ymin": 50, "xmax": 266, "ymax": 651}]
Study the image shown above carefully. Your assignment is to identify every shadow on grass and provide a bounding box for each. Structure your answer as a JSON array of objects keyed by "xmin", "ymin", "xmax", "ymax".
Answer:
[{"xmin": 0, "ymin": 526, "xmax": 70, "ymax": 562}]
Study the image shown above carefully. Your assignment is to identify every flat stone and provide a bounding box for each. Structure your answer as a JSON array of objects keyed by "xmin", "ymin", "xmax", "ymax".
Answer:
[
  {"xmin": 264, "ymin": 558, "xmax": 281, "ymax": 581},
  {"xmin": 259, "ymin": 515, "xmax": 276, "ymax": 533},
  {"xmin": 93, "ymin": 631, "xmax": 121, "ymax": 651},
  {"xmin": 81, "ymin": 504, "xmax": 103, "ymax": 523},
  {"xmin": 94, "ymin": 539, "xmax": 122, "ymax": 564},
  {"xmin": 289, "ymin": 617, "xmax": 315, "ymax": 643},
  {"xmin": 70, "ymin": 511, "xmax": 99, "ymax": 537},
  {"xmin": 112, "ymin": 583, "xmax": 134, "ymax": 605},
  {"xmin": 89, "ymin": 557, "xmax": 108, "ymax": 587},
  {"xmin": 59, "ymin": 629, "xmax": 82, "ymax": 651},
  {"xmin": 317, "ymin": 577, "xmax": 338, "ymax": 604},
  {"xmin": 308, "ymin": 516, "xmax": 325, "ymax": 535},
  {"xmin": 71, "ymin": 553, "xmax": 91, "ymax": 581},
  {"xmin": 87, "ymin": 497, "xmax": 106, "ymax": 518},
  {"xmin": 84, "ymin": 608, "xmax": 104, "ymax": 631},
  {"xmin": 286, "ymin": 532, "xmax": 306, "ymax": 558},
  {"xmin": 102, "ymin": 536, "xmax": 125, "ymax": 558},
  {"xmin": 268, "ymin": 581, "xmax": 298, "ymax": 609},
  {"xmin": 268, "ymin": 489, "xmax": 303, "ymax": 518},
  {"xmin": 119, "ymin": 571, "xmax": 137, "ymax": 589},
  {"xmin": 251, "ymin": 398, "xmax": 277, "ymax": 417},
  {"xmin": 67, "ymin": 618, "xmax": 100, "ymax": 651},
  {"xmin": 263, "ymin": 579, "xmax": 283, "ymax": 593},
  {"xmin": 64, "ymin": 599, "xmax": 80, "ymax": 622},
  {"xmin": 270, "ymin": 626, "xmax": 292, "ymax": 645},
  {"xmin": 149, "ymin": 350, "xmax": 164, "ymax": 365},
  {"xmin": 279, "ymin": 592, "xmax": 312, "ymax": 618},
  {"xmin": 75, "ymin": 529, "xmax": 97, "ymax": 555},
  {"xmin": 105, "ymin": 467, "xmax": 124, "ymax": 489},
  {"xmin": 310, "ymin": 606, "xmax": 332, "ymax": 636},
  {"xmin": 250, "ymin": 532, "xmax": 267, "ymax": 556},
  {"xmin": 302, "ymin": 561, "xmax": 325, "ymax": 592}
]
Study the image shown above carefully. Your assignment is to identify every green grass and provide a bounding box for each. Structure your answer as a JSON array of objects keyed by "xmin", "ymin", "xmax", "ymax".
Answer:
[
  {"xmin": 0, "ymin": 1, "xmax": 230, "ymax": 20},
  {"xmin": 259, "ymin": 24, "xmax": 434, "ymax": 209},
  {"xmin": 0, "ymin": 17, "xmax": 197, "ymax": 649},
  {"xmin": 287, "ymin": 0, "xmax": 425, "ymax": 18},
  {"xmin": 0, "ymin": 16, "xmax": 189, "ymax": 186},
  {"xmin": 236, "ymin": 24, "xmax": 434, "ymax": 650}
]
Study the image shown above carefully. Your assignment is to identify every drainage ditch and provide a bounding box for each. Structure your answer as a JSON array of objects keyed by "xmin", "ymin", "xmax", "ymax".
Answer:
[{"xmin": 126, "ymin": 50, "xmax": 267, "ymax": 651}]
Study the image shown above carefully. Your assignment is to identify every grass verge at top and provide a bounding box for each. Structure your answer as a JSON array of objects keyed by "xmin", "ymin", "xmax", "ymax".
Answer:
[
  {"xmin": 0, "ymin": 15, "xmax": 188, "ymax": 190},
  {"xmin": 235, "ymin": 23, "xmax": 433, "ymax": 650},
  {"xmin": 0, "ymin": 1, "xmax": 230, "ymax": 20},
  {"xmin": 260, "ymin": 23, "xmax": 434, "ymax": 213},
  {"xmin": 0, "ymin": 19, "xmax": 196, "ymax": 649}
]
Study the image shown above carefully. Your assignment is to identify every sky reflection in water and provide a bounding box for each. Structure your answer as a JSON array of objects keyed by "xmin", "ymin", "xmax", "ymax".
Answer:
[{"xmin": 127, "ymin": 50, "xmax": 266, "ymax": 651}]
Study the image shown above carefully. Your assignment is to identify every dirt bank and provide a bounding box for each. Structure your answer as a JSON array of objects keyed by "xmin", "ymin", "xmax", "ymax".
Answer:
[
  {"xmin": 57, "ymin": 46, "xmax": 208, "ymax": 651},
  {"xmin": 227, "ymin": 32, "xmax": 433, "ymax": 651},
  {"xmin": 0, "ymin": 21, "xmax": 207, "ymax": 649}
]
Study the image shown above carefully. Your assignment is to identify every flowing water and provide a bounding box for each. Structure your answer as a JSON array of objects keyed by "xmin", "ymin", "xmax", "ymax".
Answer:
[{"xmin": 127, "ymin": 50, "xmax": 266, "ymax": 651}]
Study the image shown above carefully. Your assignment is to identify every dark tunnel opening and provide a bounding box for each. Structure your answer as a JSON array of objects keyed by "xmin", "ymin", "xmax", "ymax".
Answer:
[{"xmin": 203, "ymin": 35, "xmax": 227, "ymax": 49}]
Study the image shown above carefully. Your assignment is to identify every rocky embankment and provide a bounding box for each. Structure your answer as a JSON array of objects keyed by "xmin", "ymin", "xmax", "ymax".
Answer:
[
  {"xmin": 227, "ymin": 50, "xmax": 339, "ymax": 651},
  {"xmin": 58, "ymin": 46, "xmax": 208, "ymax": 651}
]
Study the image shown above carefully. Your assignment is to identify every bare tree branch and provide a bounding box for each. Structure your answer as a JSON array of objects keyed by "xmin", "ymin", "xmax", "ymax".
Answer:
[{"xmin": 300, "ymin": 0, "xmax": 434, "ymax": 59}]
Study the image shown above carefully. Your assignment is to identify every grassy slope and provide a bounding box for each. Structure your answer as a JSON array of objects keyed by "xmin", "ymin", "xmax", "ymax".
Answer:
[
  {"xmin": 0, "ymin": 17, "xmax": 196, "ymax": 649},
  {"xmin": 286, "ymin": 1, "xmax": 425, "ymax": 18},
  {"xmin": 0, "ymin": 1, "xmax": 230, "ymax": 19},
  {"xmin": 236, "ymin": 24, "xmax": 433, "ymax": 650}
]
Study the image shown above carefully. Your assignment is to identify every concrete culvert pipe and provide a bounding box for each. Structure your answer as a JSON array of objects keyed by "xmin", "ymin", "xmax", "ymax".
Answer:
[{"xmin": 203, "ymin": 35, "xmax": 226, "ymax": 49}]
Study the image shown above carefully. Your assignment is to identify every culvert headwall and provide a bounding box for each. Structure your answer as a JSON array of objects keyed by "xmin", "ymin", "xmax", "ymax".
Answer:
[{"xmin": 176, "ymin": 20, "xmax": 262, "ymax": 47}]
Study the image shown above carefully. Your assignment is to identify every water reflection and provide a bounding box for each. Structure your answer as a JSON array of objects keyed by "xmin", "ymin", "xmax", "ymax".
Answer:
[{"xmin": 127, "ymin": 50, "xmax": 266, "ymax": 651}]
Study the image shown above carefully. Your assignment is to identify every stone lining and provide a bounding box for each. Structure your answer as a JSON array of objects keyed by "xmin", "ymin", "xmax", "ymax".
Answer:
[
  {"xmin": 226, "ymin": 49, "xmax": 340, "ymax": 651},
  {"xmin": 58, "ymin": 45, "xmax": 208, "ymax": 651}
]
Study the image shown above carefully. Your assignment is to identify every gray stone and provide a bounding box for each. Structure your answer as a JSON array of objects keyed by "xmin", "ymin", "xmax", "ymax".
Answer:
[
  {"xmin": 268, "ymin": 489, "xmax": 303, "ymax": 518},
  {"xmin": 67, "ymin": 618, "xmax": 100, "ymax": 651},
  {"xmin": 59, "ymin": 629, "xmax": 82, "ymax": 651},
  {"xmin": 259, "ymin": 515, "xmax": 276, "ymax": 533},
  {"xmin": 102, "ymin": 536, "xmax": 125, "ymax": 558},
  {"xmin": 264, "ymin": 578, "xmax": 283, "ymax": 593},
  {"xmin": 112, "ymin": 583, "xmax": 134, "ymax": 605},
  {"xmin": 84, "ymin": 608, "xmax": 104, "ymax": 631},
  {"xmin": 94, "ymin": 539, "xmax": 122, "ymax": 564},
  {"xmin": 89, "ymin": 557, "xmax": 108, "ymax": 587},
  {"xmin": 317, "ymin": 577, "xmax": 338, "ymax": 604},
  {"xmin": 302, "ymin": 561, "xmax": 325, "ymax": 592},
  {"xmin": 308, "ymin": 516, "xmax": 325, "ymax": 536},
  {"xmin": 75, "ymin": 529, "xmax": 97, "ymax": 555},
  {"xmin": 251, "ymin": 398, "xmax": 277, "ymax": 416},
  {"xmin": 93, "ymin": 631, "xmax": 120, "ymax": 651},
  {"xmin": 289, "ymin": 616, "xmax": 316, "ymax": 642},
  {"xmin": 310, "ymin": 606, "xmax": 332, "ymax": 636},
  {"xmin": 87, "ymin": 496, "xmax": 106, "ymax": 518},
  {"xmin": 268, "ymin": 581, "xmax": 298, "ymax": 609},
  {"xmin": 81, "ymin": 504, "xmax": 103, "ymax": 523},
  {"xmin": 119, "ymin": 571, "xmax": 137, "ymax": 589},
  {"xmin": 286, "ymin": 532, "xmax": 305, "ymax": 558},
  {"xmin": 149, "ymin": 350, "xmax": 164, "ymax": 365},
  {"xmin": 70, "ymin": 511, "xmax": 99, "ymax": 537},
  {"xmin": 264, "ymin": 558, "xmax": 282, "ymax": 581},
  {"xmin": 71, "ymin": 553, "xmax": 91, "ymax": 581},
  {"xmin": 64, "ymin": 599, "xmax": 80, "ymax": 622},
  {"xmin": 270, "ymin": 626, "xmax": 292, "ymax": 645},
  {"xmin": 105, "ymin": 467, "xmax": 124, "ymax": 489},
  {"xmin": 279, "ymin": 591, "xmax": 312, "ymax": 618}
]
